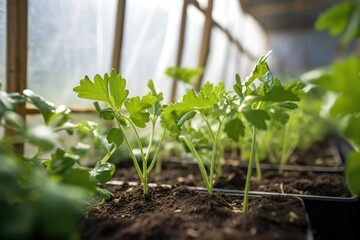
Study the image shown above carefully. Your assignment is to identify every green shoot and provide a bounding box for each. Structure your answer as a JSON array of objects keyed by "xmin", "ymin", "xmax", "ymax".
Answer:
[
  {"xmin": 74, "ymin": 70, "xmax": 166, "ymax": 195},
  {"xmin": 161, "ymin": 81, "xmax": 228, "ymax": 194}
]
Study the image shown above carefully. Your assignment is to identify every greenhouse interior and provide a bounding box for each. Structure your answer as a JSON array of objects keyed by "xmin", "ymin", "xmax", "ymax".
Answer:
[{"xmin": 1, "ymin": 0, "xmax": 360, "ymax": 239}]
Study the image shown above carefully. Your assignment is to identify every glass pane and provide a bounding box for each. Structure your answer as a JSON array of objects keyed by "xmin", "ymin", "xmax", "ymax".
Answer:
[{"xmin": 28, "ymin": 0, "xmax": 117, "ymax": 108}]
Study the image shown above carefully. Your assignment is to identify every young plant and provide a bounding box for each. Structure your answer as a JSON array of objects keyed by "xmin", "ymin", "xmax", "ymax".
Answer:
[
  {"xmin": 74, "ymin": 69, "xmax": 166, "ymax": 195},
  {"xmin": 161, "ymin": 81, "xmax": 229, "ymax": 194},
  {"xmin": 227, "ymin": 52, "xmax": 302, "ymax": 213},
  {"xmin": 0, "ymin": 89, "xmax": 114, "ymax": 239}
]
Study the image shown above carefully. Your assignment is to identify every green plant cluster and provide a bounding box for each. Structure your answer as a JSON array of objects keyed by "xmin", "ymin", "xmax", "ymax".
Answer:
[{"xmin": 0, "ymin": 88, "xmax": 114, "ymax": 239}]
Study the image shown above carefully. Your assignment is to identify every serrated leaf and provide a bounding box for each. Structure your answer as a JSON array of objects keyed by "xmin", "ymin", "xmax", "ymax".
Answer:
[
  {"xmin": 243, "ymin": 109, "xmax": 270, "ymax": 130},
  {"xmin": 124, "ymin": 95, "xmax": 157, "ymax": 128},
  {"xmin": 224, "ymin": 117, "xmax": 245, "ymax": 141},
  {"xmin": 147, "ymin": 80, "xmax": 164, "ymax": 116},
  {"xmin": 73, "ymin": 75, "xmax": 110, "ymax": 103},
  {"xmin": 107, "ymin": 69, "xmax": 129, "ymax": 109},
  {"xmin": 106, "ymin": 127, "xmax": 123, "ymax": 146},
  {"xmin": 245, "ymin": 51, "xmax": 272, "ymax": 87},
  {"xmin": 90, "ymin": 162, "xmax": 115, "ymax": 184},
  {"xmin": 74, "ymin": 70, "xmax": 129, "ymax": 110},
  {"xmin": 257, "ymin": 84, "xmax": 300, "ymax": 102},
  {"xmin": 94, "ymin": 102, "xmax": 114, "ymax": 120},
  {"xmin": 315, "ymin": 2, "xmax": 353, "ymax": 36},
  {"xmin": 161, "ymin": 85, "xmax": 219, "ymax": 130}
]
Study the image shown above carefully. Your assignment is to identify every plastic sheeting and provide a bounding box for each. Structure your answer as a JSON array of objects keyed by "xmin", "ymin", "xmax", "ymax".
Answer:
[{"xmin": 3, "ymin": 0, "xmax": 265, "ymax": 107}]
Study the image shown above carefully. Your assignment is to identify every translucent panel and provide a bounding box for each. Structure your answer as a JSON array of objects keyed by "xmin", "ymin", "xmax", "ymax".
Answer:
[
  {"xmin": 202, "ymin": 27, "xmax": 228, "ymax": 85},
  {"xmin": 28, "ymin": 0, "xmax": 117, "ymax": 108},
  {"xmin": 121, "ymin": 0, "xmax": 182, "ymax": 103},
  {"xmin": 0, "ymin": 0, "xmax": 5, "ymax": 89}
]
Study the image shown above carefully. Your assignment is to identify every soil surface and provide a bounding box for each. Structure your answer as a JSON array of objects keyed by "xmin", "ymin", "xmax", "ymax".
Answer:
[
  {"xmin": 225, "ymin": 140, "xmax": 342, "ymax": 168},
  {"xmin": 81, "ymin": 184, "xmax": 309, "ymax": 240},
  {"xmin": 114, "ymin": 161, "xmax": 351, "ymax": 197}
]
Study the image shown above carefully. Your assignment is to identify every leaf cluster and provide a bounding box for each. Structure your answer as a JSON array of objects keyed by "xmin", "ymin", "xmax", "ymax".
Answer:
[{"xmin": 0, "ymin": 90, "xmax": 115, "ymax": 239}]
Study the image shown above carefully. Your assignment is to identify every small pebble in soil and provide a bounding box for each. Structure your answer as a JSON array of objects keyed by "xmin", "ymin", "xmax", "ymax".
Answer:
[
  {"xmin": 186, "ymin": 228, "xmax": 200, "ymax": 238},
  {"xmin": 289, "ymin": 211, "xmax": 298, "ymax": 222},
  {"xmin": 250, "ymin": 227, "xmax": 257, "ymax": 236}
]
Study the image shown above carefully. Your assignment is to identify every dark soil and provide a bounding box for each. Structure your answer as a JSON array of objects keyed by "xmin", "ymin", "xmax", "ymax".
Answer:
[
  {"xmin": 81, "ymin": 184, "xmax": 309, "ymax": 240},
  {"xmin": 114, "ymin": 160, "xmax": 351, "ymax": 197},
  {"xmin": 225, "ymin": 140, "xmax": 342, "ymax": 168}
]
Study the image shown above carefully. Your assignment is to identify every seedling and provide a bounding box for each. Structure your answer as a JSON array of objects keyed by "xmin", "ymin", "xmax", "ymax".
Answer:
[
  {"xmin": 74, "ymin": 69, "xmax": 166, "ymax": 195},
  {"xmin": 228, "ymin": 51, "xmax": 302, "ymax": 213},
  {"xmin": 161, "ymin": 81, "xmax": 229, "ymax": 194}
]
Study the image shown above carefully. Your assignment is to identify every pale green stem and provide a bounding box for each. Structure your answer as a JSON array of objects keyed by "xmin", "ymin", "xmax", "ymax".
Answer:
[
  {"xmin": 183, "ymin": 135, "xmax": 211, "ymax": 193},
  {"xmin": 279, "ymin": 118, "xmax": 291, "ymax": 174},
  {"xmin": 115, "ymin": 118, "xmax": 144, "ymax": 182},
  {"xmin": 201, "ymin": 112, "xmax": 215, "ymax": 140},
  {"xmin": 209, "ymin": 119, "xmax": 223, "ymax": 193},
  {"xmin": 147, "ymin": 128, "xmax": 166, "ymax": 174},
  {"xmin": 100, "ymin": 144, "xmax": 117, "ymax": 164},
  {"xmin": 243, "ymin": 126, "xmax": 257, "ymax": 214},
  {"xmin": 125, "ymin": 118, "xmax": 146, "ymax": 160},
  {"xmin": 255, "ymin": 143, "xmax": 262, "ymax": 181}
]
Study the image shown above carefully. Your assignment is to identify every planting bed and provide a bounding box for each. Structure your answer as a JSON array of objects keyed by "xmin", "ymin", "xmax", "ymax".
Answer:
[{"xmin": 81, "ymin": 184, "xmax": 311, "ymax": 240}]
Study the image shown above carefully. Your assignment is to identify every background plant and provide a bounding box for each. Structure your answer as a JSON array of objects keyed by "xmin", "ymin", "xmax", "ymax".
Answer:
[
  {"xmin": 161, "ymin": 81, "xmax": 229, "ymax": 194},
  {"xmin": 226, "ymin": 52, "xmax": 303, "ymax": 213},
  {"xmin": 0, "ymin": 88, "xmax": 113, "ymax": 239}
]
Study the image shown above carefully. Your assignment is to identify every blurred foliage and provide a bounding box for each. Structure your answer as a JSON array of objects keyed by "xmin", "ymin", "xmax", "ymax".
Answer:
[{"xmin": 0, "ymin": 88, "xmax": 114, "ymax": 239}]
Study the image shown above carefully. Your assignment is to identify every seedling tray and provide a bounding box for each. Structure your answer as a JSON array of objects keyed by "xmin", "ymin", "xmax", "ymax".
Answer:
[{"xmin": 107, "ymin": 180, "xmax": 314, "ymax": 240}]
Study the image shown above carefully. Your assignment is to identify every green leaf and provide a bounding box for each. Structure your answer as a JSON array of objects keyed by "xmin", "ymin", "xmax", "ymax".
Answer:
[
  {"xmin": 61, "ymin": 168, "xmax": 97, "ymax": 190},
  {"xmin": 178, "ymin": 111, "xmax": 196, "ymax": 126},
  {"xmin": 346, "ymin": 151, "xmax": 360, "ymax": 195},
  {"xmin": 73, "ymin": 75, "xmax": 110, "ymax": 103},
  {"xmin": 272, "ymin": 108, "xmax": 290, "ymax": 125},
  {"xmin": 147, "ymin": 80, "xmax": 164, "ymax": 116},
  {"xmin": 224, "ymin": 117, "xmax": 245, "ymax": 141},
  {"xmin": 23, "ymin": 89, "xmax": 70, "ymax": 126},
  {"xmin": 243, "ymin": 109, "xmax": 270, "ymax": 130},
  {"xmin": 90, "ymin": 162, "xmax": 115, "ymax": 184},
  {"xmin": 106, "ymin": 127, "xmax": 123, "ymax": 147},
  {"xmin": 257, "ymin": 84, "xmax": 300, "ymax": 102},
  {"xmin": 94, "ymin": 102, "xmax": 114, "ymax": 120},
  {"xmin": 277, "ymin": 102, "xmax": 299, "ymax": 110},
  {"xmin": 107, "ymin": 69, "xmax": 129, "ymax": 109},
  {"xmin": 124, "ymin": 95, "xmax": 157, "ymax": 128},
  {"xmin": 315, "ymin": 2, "xmax": 353, "ymax": 36},
  {"xmin": 161, "ymin": 84, "xmax": 219, "ymax": 130},
  {"xmin": 245, "ymin": 51, "xmax": 272, "ymax": 87},
  {"xmin": 344, "ymin": 115, "xmax": 360, "ymax": 149},
  {"xmin": 50, "ymin": 149, "xmax": 77, "ymax": 174},
  {"xmin": 165, "ymin": 67, "xmax": 203, "ymax": 84},
  {"xmin": 74, "ymin": 69, "xmax": 129, "ymax": 110}
]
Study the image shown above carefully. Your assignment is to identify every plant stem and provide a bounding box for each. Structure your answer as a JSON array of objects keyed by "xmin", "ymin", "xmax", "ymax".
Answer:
[
  {"xmin": 243, "ymin": 126, "xmax": 257, "ymax": 214},
  {"xmin": 183, "ymin": 135, "xmax": 211, "ymax": 193},
  {"xmin": 279, "ymin": 118, "xmax": 291, "ymax": 174},
  {"xmin": 255, "ymin": 144, "xmax": 262, "ymax": 181},
  {"xmin": 209, "ymin": 119, "xmax": 223, "ymax": 193},
  {"xmin": 147, "ymin": 128, "xmax": 166, "ymax": 175},
  {"xmin": 100, "ymin": 144, "xmax": 117, "ymax": 164},
  {"xmin": 115, "ymin": 118, "xmax": 144, "ymax": 182}
]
